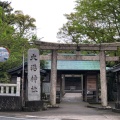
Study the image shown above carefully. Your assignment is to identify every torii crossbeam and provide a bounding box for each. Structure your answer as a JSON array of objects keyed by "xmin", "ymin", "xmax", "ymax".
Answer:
[{"xmin": 35, "ymin": 41, "xmax": 120, "ymax": 107}]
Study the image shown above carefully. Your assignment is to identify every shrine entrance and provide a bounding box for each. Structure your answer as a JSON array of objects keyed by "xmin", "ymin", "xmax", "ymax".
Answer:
[
  {"xmin": 64, "ymin": 74, "xmax": 83, "ymax": 93},
  {"xmin": 35, "ymin": 41, "xmax": 120, "ymax": 107}
]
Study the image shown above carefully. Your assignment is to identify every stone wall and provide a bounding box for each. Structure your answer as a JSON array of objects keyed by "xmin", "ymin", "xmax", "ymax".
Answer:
[{"xmin": 0, "ymin": 96, "xmax": 22, "ymax": 111}]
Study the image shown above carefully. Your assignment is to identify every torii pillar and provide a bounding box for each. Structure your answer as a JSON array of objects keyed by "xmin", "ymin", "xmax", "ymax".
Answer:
[
  {"xmin": 100, "ymin": 50, "xmax": 108, "ymax": 107},
  {"xmin": 50, "ymin": 50, "xmax": 57, "ymax": 106},
  {"xmin": 35, "ymin": 41, "xmax": 120, "ymax": 107}
]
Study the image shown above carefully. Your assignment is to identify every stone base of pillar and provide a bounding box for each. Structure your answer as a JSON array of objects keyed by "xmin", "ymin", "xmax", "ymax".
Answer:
[
  {"xmin": 112, "ymin": 108, "xmax": 120, "ymax": 113},
  {"xmin": 47, "ymin": 104, "xmax": 59, "ymax": 108},
  {"xmin": 23, "ymin": 101, "xmax": 43, "ymax": 111},
  {"xmin": 115, "ymin": 102, "xmax": 120, "ymax": 109},
  {"xmin": 112, "ymin": 103, "xmax": 120, "ymax": 113}
]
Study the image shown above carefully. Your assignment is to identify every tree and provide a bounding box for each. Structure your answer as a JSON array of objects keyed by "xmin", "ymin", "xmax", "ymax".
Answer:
[
  {"xmin": 57, "ymin": 0, "xmax": 120, "ymax": 44},
  {"xmin": 0, "ymin": 1, "xmax": 37, "ymax": 82},
  {"xmin": 0, "ymin": 1, "xmax": 12, "ymax": 13},
  {"xmin": 13, "ymin": 10, "xmax": 36, "ymax": 40},
  {"xmin": 0, "ymin": 1, "xmax": 47, "ymax": 83}
]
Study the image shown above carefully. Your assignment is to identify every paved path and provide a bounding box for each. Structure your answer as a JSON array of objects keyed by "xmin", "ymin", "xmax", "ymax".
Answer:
[
  {"xmin": 0, "ymin": 93, "xmax": 120, "ymax": 120},
  {"xmin": 62, "ymin": 93, "xmax": 82, "ymax": 102}
]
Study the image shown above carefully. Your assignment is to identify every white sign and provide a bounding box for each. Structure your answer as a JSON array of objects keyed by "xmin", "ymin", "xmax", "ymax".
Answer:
[{"xmin": 28, "ymin": 48, "xmax": 40, "ymax": 101}]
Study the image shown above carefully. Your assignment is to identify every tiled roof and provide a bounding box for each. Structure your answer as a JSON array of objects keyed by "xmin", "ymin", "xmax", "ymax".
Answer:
[
  {"xmin": 108, "ymin": 63, "xmax": 120, "ymax": 72},
  {"xmin": 8, "ymin": 61, "xmax": 46, "ymax": 75},
  {"xmin": 44, "ymin": 60, "xmax": 102, "ymax": 70}
]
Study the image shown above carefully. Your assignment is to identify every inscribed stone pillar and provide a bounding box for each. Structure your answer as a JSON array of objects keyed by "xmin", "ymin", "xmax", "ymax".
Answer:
[
  {"xmin": 100, "ymin": 50, "xmax": 108, "ymax": 107},
  {"xmin": 28, "ymin": 48, "xmax": 40, "ymax": 101},
  {"xmin": 50, "ymin": 50, "xmax": 57, "ymax": 106}
]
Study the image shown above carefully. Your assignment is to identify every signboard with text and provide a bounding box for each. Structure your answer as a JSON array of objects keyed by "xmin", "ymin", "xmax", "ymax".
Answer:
[{"xmin": 28, "ymin": 48, "xmax": 40, "ymax": 101}]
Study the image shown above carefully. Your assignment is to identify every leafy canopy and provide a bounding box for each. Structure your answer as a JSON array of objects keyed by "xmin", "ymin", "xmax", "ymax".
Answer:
[
  {"xmin": 57, "ymin": 0, "xmax": 120, "ymax": 44},
  {"xmin": 0, "ymin": 1, "xmax": 42, "ymax": 82}
]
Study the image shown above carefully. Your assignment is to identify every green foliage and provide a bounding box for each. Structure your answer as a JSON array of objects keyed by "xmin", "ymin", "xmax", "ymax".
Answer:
[
  {"xmin": 0, "ymin": 1, "xmax": 12, "ymax": 13},
  {"xmin": 13, "ymin": 10, "xmax": 36, "ymax": 39},
  {"xmin": 0, "ymin": 71, "xmax": 10, "ymax": 83},
  {"xmin": 0, "ymin": 1, "xmax": 45, "ymax": 82},
  {"xmin": 57, "ymin": 0, "xmax": 120, "ymax": 44},
  {"xmin": 57, "ymin": 0, "xmax": 120, "ymax": 66}
]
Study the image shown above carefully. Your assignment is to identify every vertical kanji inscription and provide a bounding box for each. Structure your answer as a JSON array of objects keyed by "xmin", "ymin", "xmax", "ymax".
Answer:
[{"xmin": 28, "ymin": 48, "xmax": 40, "ymax": 101}]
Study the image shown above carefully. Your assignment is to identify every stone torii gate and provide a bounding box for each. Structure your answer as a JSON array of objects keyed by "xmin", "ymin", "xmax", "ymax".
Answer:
[{"xmin": 35, "ymin": 41, "xmax": 120, "ymax": 107}]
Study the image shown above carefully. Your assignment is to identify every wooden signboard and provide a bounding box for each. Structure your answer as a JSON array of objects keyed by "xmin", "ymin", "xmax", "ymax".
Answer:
[{"xmin": 87, "ymin": 75, "xmax": 96, "ymax": 91}]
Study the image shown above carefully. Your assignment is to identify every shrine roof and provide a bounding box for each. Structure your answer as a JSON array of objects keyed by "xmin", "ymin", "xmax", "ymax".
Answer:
[
  {"xmin": 108, "ymin": 63, "xmax": 120, "ymax": 72},
  {"xmin": 8, "ymin": 61, "xmax": 46, "ymax": 75},
  {"xmin": 44, "ymin": 60, "xmax": 109, "ymax": 71}
]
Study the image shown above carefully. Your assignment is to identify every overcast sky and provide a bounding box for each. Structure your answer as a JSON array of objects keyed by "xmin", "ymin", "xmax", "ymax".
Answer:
[{"xmin": 6, "ymin": 0, "xmax": 75, "ymax": 42}]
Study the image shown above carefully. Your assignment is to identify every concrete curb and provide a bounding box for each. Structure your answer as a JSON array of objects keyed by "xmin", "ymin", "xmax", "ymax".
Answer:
[
  {"xmin": 47, "ymin": 104, "xmax": 60, "ymax": 108},
  {"xmin": 87, "ymin": 105, "xmax": 112, "ymax": 110},
  {"xmin": 112, "ymin": 108, "xmax": 120, "ymax": 113}
]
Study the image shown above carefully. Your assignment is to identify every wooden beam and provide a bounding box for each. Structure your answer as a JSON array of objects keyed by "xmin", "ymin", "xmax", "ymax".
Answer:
[
  {"xmin": 35, "ymin": 41, "xmax": 120, "ymax": 47},
  {"xmin": 35, "ymin": 41, "xmax": 119, "ymax": 50},
  {"xmin": 39, "ymin": 46, "xmax": 117, "ymax": 51},
  {"xmin": 40, "ymin": 55, "xmax": 119, "ymax": 61}
]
